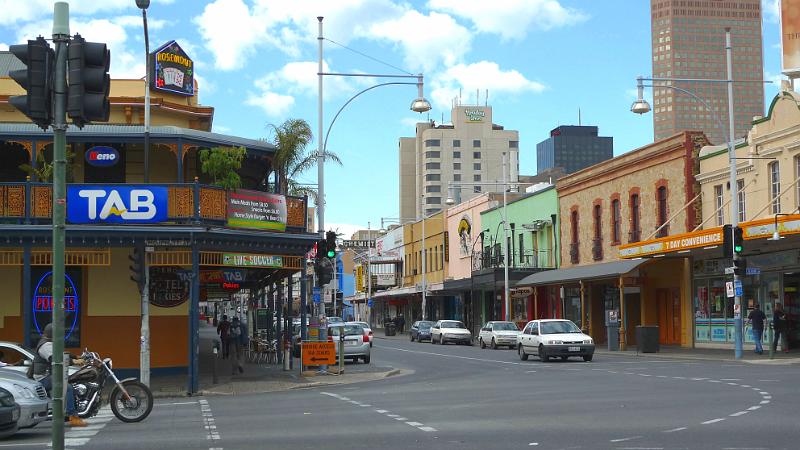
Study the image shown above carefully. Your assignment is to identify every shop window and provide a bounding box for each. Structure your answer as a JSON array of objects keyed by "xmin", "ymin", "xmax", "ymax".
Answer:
[
  {"xmin": 30, "ymin": 267, "xmax": 83, "ymax": 348},
  {"xmin": 770, "ymin": 161, "xmax": 781, "ymax": 214}
]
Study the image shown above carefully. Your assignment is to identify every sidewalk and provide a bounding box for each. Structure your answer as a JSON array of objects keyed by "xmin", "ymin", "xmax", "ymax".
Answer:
[
  {"xmin": 148, "ymin": 322, "xmax": 401, "ymax": 398},
  {"xmin": 373, "ymin": 332, "xmax": 800, "ymax": 364}
]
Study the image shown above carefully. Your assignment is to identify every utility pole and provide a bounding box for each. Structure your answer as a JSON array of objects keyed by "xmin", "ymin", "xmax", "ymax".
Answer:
[
  {"xmin": 367, "ymin": 221, "xmax": 372, "ymax": 326},
  {"xmin": 51, "ymin": 3, "xmax": 69, "ymax": 449},
  {"xmin": 140, "ymin": 247, "xmax": 150, "ymax": 386}
]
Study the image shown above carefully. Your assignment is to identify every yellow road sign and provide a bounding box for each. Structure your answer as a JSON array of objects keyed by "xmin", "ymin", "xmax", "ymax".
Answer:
[{"xmin": 302, "ymin": 341, "xmax": 336, "ymax": 366}]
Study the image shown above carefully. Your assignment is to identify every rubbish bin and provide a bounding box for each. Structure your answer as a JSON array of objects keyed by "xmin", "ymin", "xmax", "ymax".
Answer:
[
  {"xmin": 385, "ymin": 322, "xmax": 397, "ymax": 336},
  {"xmin": 636, "ymin": 325, "xmax": 660, "ymax": 353}
]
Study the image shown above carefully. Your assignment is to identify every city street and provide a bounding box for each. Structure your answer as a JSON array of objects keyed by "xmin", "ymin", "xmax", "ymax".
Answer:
[{"xmin": 4, "ymin": 336, "xmax": 798, "ymax": 450}]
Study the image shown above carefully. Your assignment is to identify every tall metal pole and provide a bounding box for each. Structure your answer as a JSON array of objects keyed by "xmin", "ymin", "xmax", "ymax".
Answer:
[
  {"xmin": 142, "ymin": 8, "xmax": 151, "ymax": 183},
  {"xmin": 317, "ymin": 16, "xmax": 325, "ymax": 236},
  {"xmin": 140, "ymin": 252, "xmax": 150, "ymax": 386},
  {"xmin": 725, "ymin": 28, "xmax": 743, "ymax": 360},
  {"xmin": 503, "ymin": 153, "xmax": 510, "ymax": 322},
  {"xmin": 51, "ymin": 4, "xmax": 69, "ymax": 448},
  {"xmin": 421, "ymin": 210, "xmax": 427, "ymax": 320},
  {"xmin": 367, "ymin": 221, "xmax": 372, "ymax": 325}
]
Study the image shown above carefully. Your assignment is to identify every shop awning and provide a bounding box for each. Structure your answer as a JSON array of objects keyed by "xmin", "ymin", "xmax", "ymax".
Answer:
[{"xmin": 516, "ymin": 259, "xmax": 648, "ymax": 287}]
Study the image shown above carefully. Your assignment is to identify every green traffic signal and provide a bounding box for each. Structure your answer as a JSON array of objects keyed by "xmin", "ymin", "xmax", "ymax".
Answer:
[
  {"xmin": 733, "ymin": 226, "xmax": 744, "ymax": 254},
  {"xmin": 327, "ymin": 249, "xmax": 335, "ymax": 258}
]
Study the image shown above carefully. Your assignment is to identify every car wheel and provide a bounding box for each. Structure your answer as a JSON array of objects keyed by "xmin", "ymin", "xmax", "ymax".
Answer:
[
  {"xmin": 490, "ymin": 338, "xmax": 497, "ymax": 350},
  {"xmin": 431, "ymin": 335, "xmax": 436, "ymax": 344},
  {"xmin": 479, "ymin": 338, "xmax": 485, "ymax": 349},
  {"xmin": 467, "ymin": 339, "xmax": 473, "ymax": 346},
  {"xmin": 410, "ymin": 334, "xmax": 415, "ymax": 342},
  {"xmin": 560, "ymin": 356, "xmax": 568, "ymax": 361},
  {"xmin": 364, "ymin": 354, "xmax": 371, "ymax": 364},
  {"xmin": 518, "ymin": 344, "xmax": 528, "ymax": 361},
  {"xmin": 583, "ymin": 354, "xmax": 593, "ymax": 362},
  {"xmin": 539, "ymin": 345, "xmax": 549, "ymax": 362},
  {"xmin": 440, "ymin": 335, "xmax": 445, "ymax": 345}
]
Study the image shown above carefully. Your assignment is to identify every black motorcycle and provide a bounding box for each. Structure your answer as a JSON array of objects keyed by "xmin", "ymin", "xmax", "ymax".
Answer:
[{"xmin": 69, "ymin": 350, "xmax": 153, "ymax": 423}]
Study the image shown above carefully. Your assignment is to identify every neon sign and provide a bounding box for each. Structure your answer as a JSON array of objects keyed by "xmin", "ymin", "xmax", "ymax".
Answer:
[{"xmin": 32, "ymin": 271, "xmax": 79, "ymax": 342}]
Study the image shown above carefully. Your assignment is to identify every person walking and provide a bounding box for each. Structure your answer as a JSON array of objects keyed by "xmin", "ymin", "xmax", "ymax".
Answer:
[
  {"xmin": 397, "ymin": 314, "xmax": 405, "ymax": 334},
  {"xmin": 746, "ymin": 303, "xmax": 767, "ymax": 354},
  {"xmin": 772, "ymin": 303, "xmax": 789, "ymax": 353},
  {"xmin": 33, "ymin": 324, "xmax": 87, "ymax": 427},
  {"xmin": 217, "ymin": 314, "xmax": 231, "ymax": 359},
  {"xmin": 229, "ymin": 317, "xmax": 244, "ymax": 374}
]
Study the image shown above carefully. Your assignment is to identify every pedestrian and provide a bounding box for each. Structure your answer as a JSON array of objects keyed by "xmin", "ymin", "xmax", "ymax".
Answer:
[
  {"xmin": 397, "ymin": 314, "xmax": 405, "ymax": 334},
  {"xmin": 33, "ymin": 324, "xmax": 87, "ymax": 427},
  {"xmin": 230, "ymin": 317, "xmax": 244, "ymax": 374},
  {"xmin": 746, "ymin": 303, "xmax": 766, "ymax": 354},
  {"xmin": 217, "ymin": 314, "xmax": 231, "ymax": 359},
  {"xmin": 772, "ymin": 303, "xmax": 789, "ymax": 353}
]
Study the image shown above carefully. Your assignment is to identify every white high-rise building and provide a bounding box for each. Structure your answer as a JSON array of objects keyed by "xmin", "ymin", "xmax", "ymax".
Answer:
[{"xmin": 399, "ymin": 105, "xmax": 519, "ymax": 219}]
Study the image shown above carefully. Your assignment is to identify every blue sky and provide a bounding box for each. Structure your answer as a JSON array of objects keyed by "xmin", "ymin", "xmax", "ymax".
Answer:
[{"xmin": 0, "ymin": 0, "xmax": 786, "ymax": 237}]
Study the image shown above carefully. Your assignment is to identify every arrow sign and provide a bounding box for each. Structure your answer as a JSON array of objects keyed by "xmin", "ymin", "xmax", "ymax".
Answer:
[{"xmin": 301, "ymin": 341, "xmax": 336, "ymax": 366}]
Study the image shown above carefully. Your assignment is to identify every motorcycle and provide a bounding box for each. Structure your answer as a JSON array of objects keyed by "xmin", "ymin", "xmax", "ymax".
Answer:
[{"xmin": 69, "ymin": 350, "xmax": 153, "ymax": 423}]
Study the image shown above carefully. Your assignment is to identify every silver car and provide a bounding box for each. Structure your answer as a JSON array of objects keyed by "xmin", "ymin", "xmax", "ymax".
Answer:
[
  {"xmin": 431, "ymin": 320, "xmax": 473, "ymax": 345},
  {"xmin": 328, "ymin": 323, "xmax": 371, "ymax": 363},
  {"xmin": 478, "ymin": 321, "xmax": 520, "ymax": 349},
  {"xmin": 0, "ymin": 370, "xmax": 49, "ymax": 429}
]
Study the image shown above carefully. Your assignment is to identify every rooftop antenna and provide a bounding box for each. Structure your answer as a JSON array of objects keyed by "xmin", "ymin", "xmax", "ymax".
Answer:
[
  {"xmin": 459, "ymin": 88, "xmax": 462, "ymax": 106},
  {"xmin": 485, "ymin": 89, "xmax": 488, "ymax": 106},
  {"xmin": 476, "ymin": 88, "xmax": 479, "ymax": 106},
  {"xmin": 578, "ymin": 108, "xmax": 582, "ymax": 126}
]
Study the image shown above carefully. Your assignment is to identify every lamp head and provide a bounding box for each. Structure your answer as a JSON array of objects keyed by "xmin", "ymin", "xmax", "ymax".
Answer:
[
  {"xmin": 135, "ymin": 0, "xmax": 150, "ymax": 9},
  {"xmin": 411, "ymin": 97, "xmax": 432, "ymax": 113},
  {"xmin": 631, "ymin": 99, "xmax": 651, "ymax": 114},
  {"xmin": 445, "ymin": 196, "xmax": 455, "ymax": 205},
  {"xmin": 769, "ymin": 230, "xmax": 784, "ymax": 241}
]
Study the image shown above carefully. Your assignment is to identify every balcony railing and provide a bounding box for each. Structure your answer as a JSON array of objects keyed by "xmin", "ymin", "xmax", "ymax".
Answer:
[
  {"xmin": 471, "ymin": 250, "xmax": 555, "ymax": 271},
  {"xmin": 0, "ymin": 181, "xmax": 308, "ymax": 232}
]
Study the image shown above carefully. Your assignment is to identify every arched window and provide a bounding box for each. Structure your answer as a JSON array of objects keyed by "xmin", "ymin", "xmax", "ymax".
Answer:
[
  {"xmin": 611, "ymin": 199, "xmax": 621, "ymax": 244},
  {"xmin": 770, "ymin": 161, "xmax": 781, "ymax": 214},
  {"xmin": 630, "ymin": 194, "xmax": 641, "ymax": 242},
  {"xmin": 656, "ymin": 186, "xmax": 668, "ymax": 238}
]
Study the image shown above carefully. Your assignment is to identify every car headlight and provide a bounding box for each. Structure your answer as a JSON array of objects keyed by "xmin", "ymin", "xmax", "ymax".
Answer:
[
  {"xmin": 547, "ymin": 340, "xmax": 563, "ymax": 345},
  {"xmin": 584, "ymin": 339, "xmax": 593, "ymax": 344},
  {"xmin": 13, "ymin": 384, "xmax": 34, "ymax": 399},
  {"xmin": 0, "ymin": 390, "xmax": 14, "ymax": 407}
]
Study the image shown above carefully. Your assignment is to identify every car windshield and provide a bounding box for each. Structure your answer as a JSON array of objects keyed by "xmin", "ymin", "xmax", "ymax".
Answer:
[
  {"xmin": 492, "ymin": 322, "xmax": 519, "ymax": 331},
  {"xmin": 351, "ymin": 322, "xmax": 370, "ymax": 328},
  {"xmin": 417, "ymin": 321, "xmax": 433, "ymax": 330},
  {"xmin": 540, "ymin": 321, "xmax": 581, "ymax": 334},
  {"xmin": 343, "ymin": 325, "xmax": 364, "ymax": 336},
  {"xmin": 441, "ymin": 321, "xmax": 466, "ymax": 329}
]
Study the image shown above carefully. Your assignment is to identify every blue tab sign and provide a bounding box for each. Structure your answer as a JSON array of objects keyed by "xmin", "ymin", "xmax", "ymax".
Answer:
[{"xmin": 67, "ymin": 185, "xmax": 168, "ymax": 224}]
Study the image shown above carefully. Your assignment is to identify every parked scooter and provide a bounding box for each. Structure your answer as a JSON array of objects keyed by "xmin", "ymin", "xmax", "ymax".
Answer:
[{"xmin": 69, "ymin": 350, "xmax": 153, "ymax": 423}]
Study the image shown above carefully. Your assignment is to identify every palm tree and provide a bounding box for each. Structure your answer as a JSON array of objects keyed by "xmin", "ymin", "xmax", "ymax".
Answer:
[{"xmin": 268, "ymin": 118, "xmax": 342, "ymax": 201}]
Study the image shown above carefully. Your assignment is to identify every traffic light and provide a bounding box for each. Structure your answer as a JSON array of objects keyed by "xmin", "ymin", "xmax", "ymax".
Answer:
[
  {"xmin": 325, "ymin": 230, "xmax": 337, "ymax": 258},
  {"xmin": 733, "ymin": 226, "xmax": 744, "ymax": 254},
  {"xmin": 129, "ymin": 247, "xmax": 144, "ymax": 294},
  {"xmin": 733, "ymin": 256, "xmax": 748, "ymax": 275},
  {"xmin": 9, "ymin": 37, "xmax": 53, "ymax": 130},
  {"xmin": 67, "ymin": 34, "xmax": 110, "ymax": 128},
  {"xmin": 315, "ymin": 255, "xmax": 333, "ymax": 287}
]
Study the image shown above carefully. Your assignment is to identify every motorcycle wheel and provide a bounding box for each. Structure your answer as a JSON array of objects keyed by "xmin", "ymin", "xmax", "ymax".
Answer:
[{"xmin": 110, "ymin": 381, "xmax": 153, "ymax": 423}]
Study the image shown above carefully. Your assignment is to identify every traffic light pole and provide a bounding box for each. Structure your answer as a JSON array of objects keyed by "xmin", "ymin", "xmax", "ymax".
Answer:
[
  {"xmin": 140, "ymin": 247, "xmax": 150, "ymax": 386},
  {"xmin": 51, "ymin": 3, "xmax": 69, "ymax": 449}
]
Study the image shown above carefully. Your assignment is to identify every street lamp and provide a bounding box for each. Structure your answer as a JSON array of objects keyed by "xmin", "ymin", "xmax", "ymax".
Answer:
[
  {"xmin": 316, "ymin": 16, "xmax": 431, "ymax": 238},
  {"xmin": 631, "ymin": 28, "xmax": 771, "ymax": 360},
  {"xmin": 136, "ymin": 0, "xmax": 151, "ymax": 183}
]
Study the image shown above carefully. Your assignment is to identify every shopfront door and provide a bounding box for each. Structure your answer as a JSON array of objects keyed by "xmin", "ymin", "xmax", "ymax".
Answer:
[
  {"xmin": 782, "ymin": 274, "xmax": 800, "ymax": 348},
  {"xmin": 657, "ymin": 288, "xmax": 681, "ymax": 345}
]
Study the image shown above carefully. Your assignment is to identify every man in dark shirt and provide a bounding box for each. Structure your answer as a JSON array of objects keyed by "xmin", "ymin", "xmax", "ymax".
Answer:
[
  {"xmin": 747, "ymin": 303, "xmax": 767, "ymax": 354},
  {"xmin": 772, "ymin": 303, "xmax": 789, "ymax": 354}
]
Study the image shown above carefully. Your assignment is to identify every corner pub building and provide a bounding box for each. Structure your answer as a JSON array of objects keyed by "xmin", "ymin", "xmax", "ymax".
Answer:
[{"xmin": 0, "ymin": 42, "xmax": 318, "ymax": 392}]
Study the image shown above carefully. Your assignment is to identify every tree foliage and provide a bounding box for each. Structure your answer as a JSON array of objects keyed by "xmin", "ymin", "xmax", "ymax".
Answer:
[
  {"xmin": 200, "ymin": 146, "xmax": 247, "ymax": 190},
  {"xmin": 19, "ymin": 149, "xmax": 75, "ymax": 182}
]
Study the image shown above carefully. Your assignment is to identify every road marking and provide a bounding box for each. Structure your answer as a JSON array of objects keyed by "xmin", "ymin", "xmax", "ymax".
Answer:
[
  {"xmin": 386, "ymin": 414, "xmax": 399, "ymax": 418},
  {"xmin": 690, "ymin": 377, "xmax": 708, "ymax": 381},
  {"xmin": 662, "ymin": 427, "xmax": 687, "ymax": 433},
  {"xmin": 164, "ymin": 401, "xmax": 199, "ymax": 405},
  {"xmin": 757, "ymin": 379, "xmax": 779, "ymax": 382},
  {"xmin": 730, "ymin": 411, "xmax": 749, "ymax": 417},
  {"xmin": 418, "ymin": 426, "xmax": 437, "ymax": 432},
  {"xmin": 528, "ymin": 443, "xmax": 539, "ymax": 446},
  {"xmin": 760, "ymin": 400, "xmax": 770, "ymax": 405},
  {"xmin": 726, "ymin": 382, "xmax": 739, "ymax": 386},
  {"xmin": 200, "ymin": 398, "xmax": 221, "ymax": 449},
  {"xmin": 746, "ymin": 406, "xmax": 761, "ymax": 411},
  {"xmin": 701, "ymin": 418, "xmax": 725, "ymax": 424},
  {"xmin": 610, "ymin": 436, "xmax": 642, "ymax": 442},
  {"xmin": 525, "ymin": 370, "xmax": 537, "ymax": 373},
  {"xmin": 394, "ymin": 417, "xmax": 409, "ymax": 421},
  {"xmin": 0, "ymin": 443, "xmax": 49, "ymax": 447},
  {"xmin": 638, "ymin": 374, "xmax": 652, "ymax": 377},
  {"xmin": 405, "ymin": 421, "xmax": 423, "ymax": 426},
  {"xmin": 375, "ymin": 409, "xmax": 388, "ymax": 413},
  {"xmin": 720, "ymin": 378, "xmax": 741, "ymax": 381},
  {"xmin": 763, "ymin": 395, "xmax": 772, "ymax": 400},
  {"xmin": 380, "ymin": 345, "xmax": 526, "ymax": 366},
  {"xmin": 321, "ymin": 392, "xmax": 437, "ymax": 434}
]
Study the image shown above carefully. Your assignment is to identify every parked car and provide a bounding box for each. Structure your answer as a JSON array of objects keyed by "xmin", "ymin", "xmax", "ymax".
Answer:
[
  {"xmin": 410, "ymin": 320, "xmax": 434, "ymax": 342},
  {"xmin": 0, "ymin": 370, "xmax": 49, "ymax": 429},
  {"xmin": 478, "ymin": 321, "xmax": 520, "ymax": 349},
  {"xmin": 0, "ymin": 341, "xmax": 77, "ymax": 377},
  {"xmin": 430, "ymin": 320, "xmax": 472, "ymax": 345},
  {"xmin": 348, "ymin": 321, "xmax": 373, "ymax": 347},
  {"xmin": 517, "ymin": 319, "xmax": 594, "ymax": 362},
  {"xmin": 0, "ymin": 387, "xmax": 20, "ymax": 439},
  {"xmin": 328, "ymin": 323, "xmax": 371, "ymax": 363}
]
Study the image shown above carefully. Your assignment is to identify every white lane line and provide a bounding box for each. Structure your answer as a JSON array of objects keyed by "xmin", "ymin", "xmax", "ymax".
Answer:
[
  {"xmin": 746, "ymin": 406, "xmax": 761, "ymax": 411},
  {"xmin": 638, "ymin": 374, "xmax": 652, "ymax": 377},
  {"xmin": 359, "ymin": 404, "xmax": 372, "ymax": 407},
  {"xmin": 199, "ymin": 398, "xmax": 221, "ymax": 448},
  {"xmin": 707, "ymin": 379, "xmax": 721, "ymax": 383},
  {"xmin": 758, "ymin": 391, "xmax": 768, "ymax": 395},
  {"xmin": 617, "ymin": 448, "xmax": 664, "ymax": 450},
  {"xmin": 610, "ymin": 436, "xmax": 642, "ymax": 442},
  {"xmin": 662, "ymin": 427, "xmax": 687, "ymax": 433},
  {"xmin": 757, "ymin": 379, "xmax": 780, "ymax": 382},
  {"xmin": 380, "ymin": 345, "xmax": 527, "ymax": 366},
  {"xmin": 720, "ymin": 378, "xmax": 742, "ymax": 381},
  {"xmin": 418, "ymin": 426, "xmax": 437, "ymax": 432},
  {"xmin": 528, "ymin": 443, "xmax": 539, "ymax": 446},
  {"xmin": 163, "ymin": 401, "xmax": 199, "ymax": 405},
  {"xmin": 386, "ymin": 414, "xmax": 399, "ymax": 418},
  {"xmin": 525, "ymin": 370, "xmax": 537, "ymax": 373},
  {"xmin": 375, "ymin": 409, "xmax": 388, "ymax": 413},
  {"xmin": 740, "ymin": 384, "xmax": 751, "ymax": 388},
  {"xmin": 394, "ymin": 417, "xmax": 409, "ymax": 421},
  {"xmin": 760, "ymin": 400, "xmax": 770, "ymax": 405},
  {"xmin": 763, "ymin": 395, "xmax": 772, "ymax": 400},
  {"xmin": 63, "ymin": 438, "xmax": 91, "ymax": 446},
  {"xmin": 730, "ymin": 411, "xmax": 749, "ymax": 417},
  {"xmin": 701, "ymin": 418, "xmax": 726, "ymax": 424},
  {"xmin": 405, "ymin": 421, "xmax": 423, "ymax": 426},
  {"xmin": 691, "ymin": 377, "xmax": 708, "ymax": 381},
  {"xmin": 321, "ymin": 392, "xmax": 437, "ymax": 435},
  {"xmin": 656, "ymin": 375, "xmax": 668, "ymax": 378}
]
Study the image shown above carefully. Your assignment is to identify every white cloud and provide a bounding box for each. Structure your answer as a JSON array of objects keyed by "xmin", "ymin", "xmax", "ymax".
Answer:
[
  {"xmin": 430, "ymin": 61, "xmax": 545, "ymax": 108},
  {"xmin": 193, "ymin": 0, "xmax": 271, "ymax": 71},
  {"xmin": 763, "ymin": 0, "xmax": 780, "ymax": 23},
  {"xmin": 112, "ymin": 15, "xmax": 167, "ymax": 31},
  {"xmin": 0, "ymin": 0, "xmax": 139, "ymax": 25},
  {"xmin": 0, "ymin": 43, "xmax": 7, "ymax": 51},
  {"xmin": 326, "ymin": 222, "xmax": 365, "ymax": 239},
  {"xmin": 367, "ymin": 10, "xmax": 471, "ymax": 72},
  {"xmin": 245, "ymin": 90, "xmax": 295, "ymax": 118},
  {"xmin": 213, "ymin": 125, "xmax": 232, "ymax": 134},
  {"xmin": 429, "ymin": 0, "xmax": 588, "ymax": 40}
]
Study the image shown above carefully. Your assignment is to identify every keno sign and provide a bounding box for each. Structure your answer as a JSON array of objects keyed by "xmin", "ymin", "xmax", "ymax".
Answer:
[
  {"xmin": 85, "ymin": 146, "xmax": 119, "ymax": 167},
  {"xmin": 67, "ymin": 185, "xmax": 168, "ymax": 224}
]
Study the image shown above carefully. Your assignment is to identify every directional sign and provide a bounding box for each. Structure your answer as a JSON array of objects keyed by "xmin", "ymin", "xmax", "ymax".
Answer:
[
  {"xmin": 312, "ymin": 287, "xmax": 321, "ymax": 304},
  {"xmin": 302, "ymin": 342, "xmax": 336, "ymax": 366},
  {"xmin": 734, "ymin": 279, "xmax": 743, "ymax": 297},
  {"xmin": 726, "ymin": 281, "xmax": 734, "ymax": 298},
  {"xmin": 746, "ymin": 267, "xmax": 761, "ymax": 276}
]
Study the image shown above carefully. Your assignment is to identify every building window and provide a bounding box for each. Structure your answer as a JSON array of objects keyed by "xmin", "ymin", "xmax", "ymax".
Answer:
[
  {"xmin": 473, "ymin": 186, "xmax": 481, "ymax": 193},
  {"xmin": 425, "ymin": 151, "xmax": 440, "ymax": 158},
  {"xmin": 425, "ymin": 197, "xmax": 441, "ymax": 204},
  {"xmin": 509, "ymin": 141, "xmax": 519, "ymax": 149},
  {"xmin": 593, "ymin": 204, "xmax": 603, "ymax": 260},
  {"xmin": 453, "ymin": 140, "xmax": 461, "ymax": 148},
  {"xmin": 453, "ymin": 151, "xmax": 461, "ymax": 158},
  {"xmin": 630, "ymin": 194, "xmax": 640, "ymax": 243},
  {"xmin": 424, "ymin": 139, "xmax": 440, "ymax": 147},
  {"xmin": 425, "ymin": 185, "xmax": 441, "ymax": 193},
  {"xmin": 737, "ymin": 179, "xmax": 746, "ymax": 223},
  {"xmin": 473, "ymin": 163, "xmax": 481, "ymax": 171},
  {"xmin": 570, "ymin": 210, "xmax": 579, "ymax": 263},
  {"xmin": 425, "ymin": 174, "xmax": 440, "ymax": 181},
  {"xmin": 453, "ymin": 162, "xmax": 461, "ymax": 170},
  {"xmin": 473, "ymin": 140, "xmax": 481, "ymax": 148},
  {"xmin": 611, "ymin": 199, "xmax": 621, "ymax": 244},
  {"xmin": 714, "ymin": 184, "xmax": 724, "ymax": 226},
  {"xmin": 473, "ymin": 174, "xmax": 481, "ymax": 182},
  {"xmin": 656, "ymin": 186, "xmax": 668, "ymax": 238},
  {"xmin": 770, "ymin": 161, "xmax": 781, "ymax": 214},
  {"xmin": 453, "ymin": 174, "xmax": 461, "ymax": 181},
  {"xmin": 518, "ymin": 233, "xmax": 525, "ymax": 264},
  {"xmin": 473, "ymin": 152, "xmax": 482, "ymax": 159},
  {"xmin": 425, "ymin": 162, "xmax": 440, "ymax": 170}
]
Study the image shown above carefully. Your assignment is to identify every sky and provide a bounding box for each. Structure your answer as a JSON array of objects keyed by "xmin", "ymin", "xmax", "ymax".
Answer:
[{"xmin": 0, "ymin": 0, "xmax": 787, "ymax": 239}]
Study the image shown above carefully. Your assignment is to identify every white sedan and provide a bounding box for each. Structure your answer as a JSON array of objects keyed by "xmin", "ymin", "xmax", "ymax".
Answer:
[
  {"xmin": 430, "ymin": 320, "xmax": 473, "ymax": 345},
  {"xmin": 517, "ymin": 319, "xmax": 595, "ymax": 362},
  {"xmin": 478, "ymin": 321, "xmax": 520, "ymax": 349}
]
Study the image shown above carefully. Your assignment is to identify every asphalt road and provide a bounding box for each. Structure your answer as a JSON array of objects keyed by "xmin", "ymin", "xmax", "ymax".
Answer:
[{"xmin": 4, "ymin": 337, "xmax": 798, "ymax": 450}]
